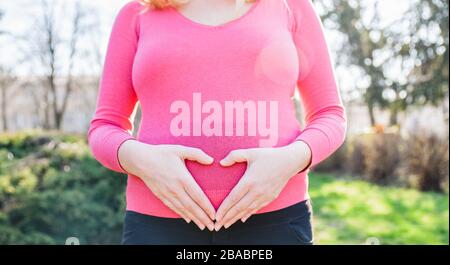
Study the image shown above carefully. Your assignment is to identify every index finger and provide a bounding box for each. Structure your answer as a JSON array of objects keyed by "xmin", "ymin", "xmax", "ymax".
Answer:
[
  {"xmin": 215, "ymin": 175, "xmax": 251, "ymax": 224},
  {"xmin": 182, "ymin": 172, "xmax": 216, "ymax": 220}
]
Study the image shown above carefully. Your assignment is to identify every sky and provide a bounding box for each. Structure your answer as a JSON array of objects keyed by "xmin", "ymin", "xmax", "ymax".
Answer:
[{"xmin": 0, "ymin": 0, "xmax": 411, "ymax": 101}]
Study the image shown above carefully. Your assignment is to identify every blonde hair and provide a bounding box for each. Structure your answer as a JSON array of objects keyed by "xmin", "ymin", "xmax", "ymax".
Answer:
[{"xmin": 139, "ymin": 0, "xmax": 256, "ymax": 9}]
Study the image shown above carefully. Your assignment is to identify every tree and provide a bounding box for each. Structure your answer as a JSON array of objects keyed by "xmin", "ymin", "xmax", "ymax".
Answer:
[
  {"xmin": 0, "ymin": 9, "xmax": 18, "ymax": 132},
  {"xmin": 40, "ymin": 0, "xmax": 83, "ymax": 130},
  {"xmin": 404, "ymin": 0, "xmax": 449, "ymax": 112},
  {"xmin": 317, "ymin": 0, "xmax": 449, "ymax": 126},
  {"xmin": 316, "ymin": 0, "xmax": 389, "ymax": 126},
  {"xmin": 22, "ymin": 0, "xmax": 97, "ymax": 130},
  {"xmin": 378, "ymin": 0, "xmax": 449, "ymax": 125},
  {"xmin": 0, "ymin": 67, "xmax": 17, "ymax": 132}
]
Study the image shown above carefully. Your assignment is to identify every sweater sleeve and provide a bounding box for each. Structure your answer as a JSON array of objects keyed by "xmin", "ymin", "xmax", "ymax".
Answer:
[
  {"xmin": 288, "ymin": 0, "xmax": 348, "ymax": 172},
  {"xmin": 87, "ymin": 1, "xmax": 142, "ymax": 174}
]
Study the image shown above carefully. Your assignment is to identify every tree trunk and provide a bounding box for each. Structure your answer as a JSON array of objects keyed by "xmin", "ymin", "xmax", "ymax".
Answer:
[
  {"xmin": 1, "ymin": 86, "xmax": 7, "ymax": 132},
  {"xmin": 43, "ymin": 87, "xmax": 51, "ymax": 130},
  {"xmin": 389, "ymin": 107, "xmax": 398, "ymax": 126},
  {"xmin": 367, "ymin": 102, "xmax": 376, "ymax": 126}
]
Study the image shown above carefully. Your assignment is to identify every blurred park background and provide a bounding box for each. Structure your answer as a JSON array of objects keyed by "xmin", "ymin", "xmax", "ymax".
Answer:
[{"xmin": 0, "ymin": 0, "xmax": 448, "ymax": 244}]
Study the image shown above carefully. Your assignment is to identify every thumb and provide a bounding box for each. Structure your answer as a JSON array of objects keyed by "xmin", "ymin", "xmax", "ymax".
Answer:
[
  {"xmin": 220, "ymin": 149, "xmax": 248, "ymax": 167},
  {"xmin": 182, "ymin": 147, "xmax": 214, "ymax": 165}
]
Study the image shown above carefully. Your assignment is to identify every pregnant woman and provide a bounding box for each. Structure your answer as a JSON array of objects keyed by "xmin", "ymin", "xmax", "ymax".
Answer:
[{"xmin": 87, "ymin": 0, "xmax": 347, "ymax": 245}]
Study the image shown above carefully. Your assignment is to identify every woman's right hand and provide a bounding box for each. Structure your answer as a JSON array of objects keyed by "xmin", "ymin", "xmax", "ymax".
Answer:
[{"xmin": 118, "ymin": 139, "xmax": 216, "ymax": 231}]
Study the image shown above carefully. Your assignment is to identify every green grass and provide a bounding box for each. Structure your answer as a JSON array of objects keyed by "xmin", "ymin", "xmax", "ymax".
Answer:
[{"xmin": 309, "ymin": 173, "xmax": 449, "ymax": 245}]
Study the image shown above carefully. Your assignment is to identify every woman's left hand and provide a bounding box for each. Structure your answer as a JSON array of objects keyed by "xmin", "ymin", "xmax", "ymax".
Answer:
[{"xmin": 214, "ymin": 140, "xmax": 312, "ymax": 231}]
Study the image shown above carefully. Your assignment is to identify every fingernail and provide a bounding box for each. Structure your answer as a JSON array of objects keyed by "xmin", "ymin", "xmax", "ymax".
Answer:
[
  {"xmin": 215, "ymin": 224, "xmax": 222, "ymax": 231},
  {"xmin": 224, "ymin": 223, "xmax": 230, "ymax": 229},
  {"xmin": 200, "ymin": 225, "xmax": 206, "ymax": 230},
  {"xmin": 208, "ymin": 224, "xmax": 214, "ymax": 231}
]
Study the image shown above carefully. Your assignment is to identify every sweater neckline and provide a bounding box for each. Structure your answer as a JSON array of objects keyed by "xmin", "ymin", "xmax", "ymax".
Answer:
[{"xmin": 169, "ymin": 0, "xmax": 262, "ymax": 30}]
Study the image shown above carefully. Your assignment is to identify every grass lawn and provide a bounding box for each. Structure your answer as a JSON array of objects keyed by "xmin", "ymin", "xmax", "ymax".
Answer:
[{"xmin": 309, "ymin": 173, "xmax": 449, "ymax": 245}]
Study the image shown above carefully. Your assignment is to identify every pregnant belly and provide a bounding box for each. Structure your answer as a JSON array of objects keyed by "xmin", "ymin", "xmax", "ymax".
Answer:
[
  {"xmin": 135, "ymin": 133, "xmax": 262, "ymax": 208},
  {"xmin": 185, "ymin": 159, "xmax": 247, "ymax": 208},
  {"xmin": 133, "ymin": 94, "xmax": 302, "ymax": 206}
]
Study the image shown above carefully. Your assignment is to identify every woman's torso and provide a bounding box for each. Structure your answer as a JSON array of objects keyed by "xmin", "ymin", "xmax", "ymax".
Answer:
[{"xmin": 126, "ymin": 0, "xmax": 309, "ymax": 214}]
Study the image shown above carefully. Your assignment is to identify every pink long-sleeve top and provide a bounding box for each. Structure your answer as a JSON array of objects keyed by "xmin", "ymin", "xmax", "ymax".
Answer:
[{"xmin": 87, "ymin": 0, "xmax": 347, "ymax": 218}]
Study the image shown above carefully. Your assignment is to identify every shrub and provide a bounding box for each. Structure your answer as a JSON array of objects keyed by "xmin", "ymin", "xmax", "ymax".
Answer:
[
  {"xmin": 362, "ymin": 133, "xmax": 402, "ymax": 185},
  {"xmin": 0, "ymin": 130, "xmax": 126, "ymax": 244},
  {"xmin": 316, "ymin": 130, "xmax": 449, "ymax": 192},
  {"xmin": 347, "ymin": 135, "xmax": 369, "ymax": 177},
  {"xmin": 403, "ymin": 132, "xmax": 449, "ymax": 192}
]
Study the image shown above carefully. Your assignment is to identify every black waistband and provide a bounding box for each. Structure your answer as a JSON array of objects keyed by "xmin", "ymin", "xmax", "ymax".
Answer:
[{"xmin": 125, "ymin": 199, "xmax": 312, "ymax": 230}]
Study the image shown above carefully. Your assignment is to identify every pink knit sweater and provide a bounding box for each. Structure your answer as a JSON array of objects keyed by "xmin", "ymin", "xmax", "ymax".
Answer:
[{"xmin": 87, "ymin": 0, "xmax": 347, "ymax": 218}]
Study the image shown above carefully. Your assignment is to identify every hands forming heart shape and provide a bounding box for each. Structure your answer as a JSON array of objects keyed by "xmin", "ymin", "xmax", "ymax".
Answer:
[{"xmin": 118, "ymin": 140, "xmax": 312, "ymax": 231}]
